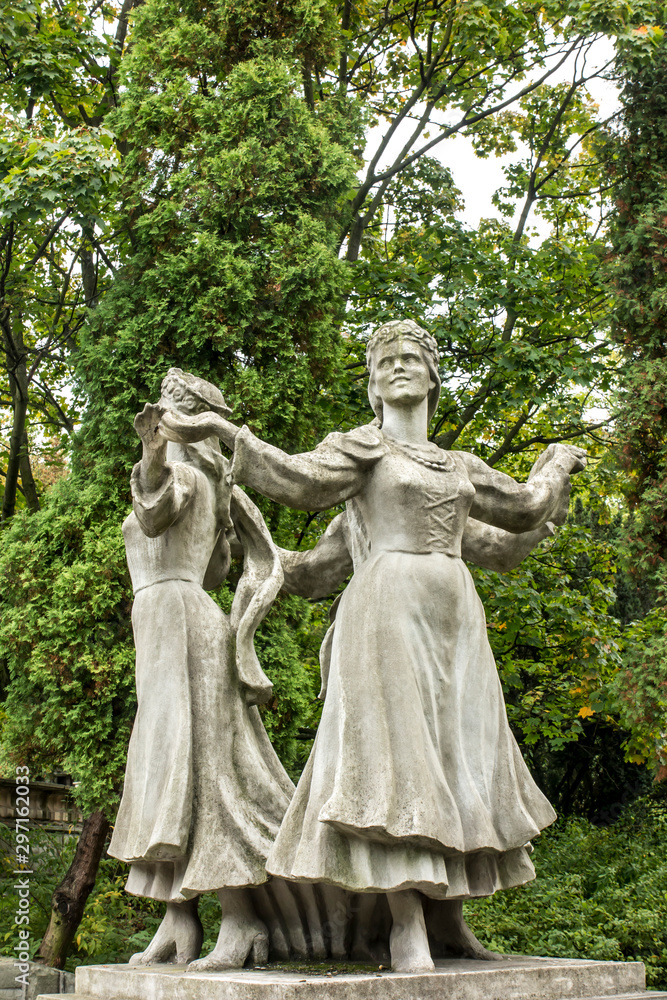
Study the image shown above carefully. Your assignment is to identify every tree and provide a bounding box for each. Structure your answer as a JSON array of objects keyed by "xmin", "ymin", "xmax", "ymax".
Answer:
[
  {"xmin": 0, "ymin": 0, "xmax": 134, "ymax": 520},
  {"xmin": 336, "ymin": 43, "xmax": 666, "ymax": 791},
  {"xmin": 606, "ymin": 23, "xmax": 667, "ymax": 772}
]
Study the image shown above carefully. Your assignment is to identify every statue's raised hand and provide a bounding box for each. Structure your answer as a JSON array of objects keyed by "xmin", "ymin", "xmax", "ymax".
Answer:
[
  {"xmin": 134, "ymin": 403, "xmax": 166, "ymax": 451},
  {"xmin": 528, "ymin": 443, "xmax": 587, "ymax": 481},
  {"xmin": 160, "ymin": 408, "xmax": 222, "ymax": 445},
  {"xmin": 160, "ymin": 408, "xmax": 239, "ymax": 450},
  {"xmin": 551, "ymin": 444, "xmax": 587, "ymax": 474}
]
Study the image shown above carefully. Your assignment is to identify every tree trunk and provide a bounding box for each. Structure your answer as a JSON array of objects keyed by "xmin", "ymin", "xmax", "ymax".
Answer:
[
  {"xmin": 18, "ymin": 432, "xmax": 41, "ymax": 512},
  {"xmin": 36, "ymin": 811, "xmax": 110, "ymax": 968},
  {"xmin": 1, "ymin": 306, "xmax": 39, "ymax": 519},
  {"xmin": 80, "ymin": 226, "xmax": 98, "ymax": 308}
]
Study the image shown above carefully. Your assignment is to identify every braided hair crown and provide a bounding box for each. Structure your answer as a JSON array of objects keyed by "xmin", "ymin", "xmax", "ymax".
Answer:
[
  {"xmin": 366, "ymin": 319, "xmax": 439, "ymax": 371},
  {"xmin": 366, "ymin": 319, "xmax": 441, "ymax": 425}
]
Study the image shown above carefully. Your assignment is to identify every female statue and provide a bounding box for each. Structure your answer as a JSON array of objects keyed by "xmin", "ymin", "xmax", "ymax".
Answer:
[
  {"xmin": 159, "ymin": 322, "xmax": 586, "ymax": 973},
  {"xmin": 109, "ymin": 368, "xmax": 292, "ymax": 967}
]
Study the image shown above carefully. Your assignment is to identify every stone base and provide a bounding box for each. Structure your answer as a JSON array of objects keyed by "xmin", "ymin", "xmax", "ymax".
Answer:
[
  {"xmin": 1, "ymin": 956, "xmax": 74, "ymax": 1000},
  {"xmin": 36, "ymin": 957, "xmax": 667, "ymax": 1000}
]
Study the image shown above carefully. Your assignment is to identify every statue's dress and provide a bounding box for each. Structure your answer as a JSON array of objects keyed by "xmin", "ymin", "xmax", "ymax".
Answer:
[
  {"xmin": 230, "ymin": 424, "xmax": 565, "ymax": 901},
  {"xmin": 108, "ymin": 460, "xmax": 292, "ymax": 902}
]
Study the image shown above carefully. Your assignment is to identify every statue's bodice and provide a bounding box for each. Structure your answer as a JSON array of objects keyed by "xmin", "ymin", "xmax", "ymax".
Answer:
[
  {"xmin": 348, "ymin": 438, "xmax": 475, "ymax": 562},
  {"xmin": 122, "ymin": 465, "xmax": 218, "ymax": 593}
]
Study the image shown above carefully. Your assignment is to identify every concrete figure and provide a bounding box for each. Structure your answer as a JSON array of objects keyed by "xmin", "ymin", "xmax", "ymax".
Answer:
[
  {"xmin": 158, "ymin": 321, "xmax": 586, "ymax": 973},
  {"xmin": 109, "ymin": 368, "xmax": 293, "ymax": 968},
  {"xmin": 112, "ymin": 368, "xmax": 403, "ymax": 972}
]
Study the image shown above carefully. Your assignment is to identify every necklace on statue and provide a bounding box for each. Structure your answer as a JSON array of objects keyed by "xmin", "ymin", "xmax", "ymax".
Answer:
[{"xmin": 385, "ymin": 436, "xmax": 454, "ymax": 472}]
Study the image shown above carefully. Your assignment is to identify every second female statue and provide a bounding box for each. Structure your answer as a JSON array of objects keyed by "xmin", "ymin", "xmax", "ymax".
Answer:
[{"xmin": 158, "ymin": 319, "xmax": 586, "ymax": 973}]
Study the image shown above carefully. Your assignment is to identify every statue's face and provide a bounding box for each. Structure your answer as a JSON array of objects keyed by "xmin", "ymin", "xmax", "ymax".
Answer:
[{"xmin": 371, "ymin": 336, "xmax": 434, "ymax": 409}]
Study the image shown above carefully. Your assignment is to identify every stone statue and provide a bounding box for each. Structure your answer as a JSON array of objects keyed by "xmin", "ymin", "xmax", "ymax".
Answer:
[
  {"xmin": 158, "ymin": 320, "xmax": 586, "ymax": 973},
  {"xmin": 109, "ymin": 368, "xmax": 294, "ymax": 967}
]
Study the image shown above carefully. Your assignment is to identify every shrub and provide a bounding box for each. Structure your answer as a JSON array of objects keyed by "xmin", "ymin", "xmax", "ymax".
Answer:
[{"xmin": 466, "ymin": 795, "xmax": 667, "ymax": 989}]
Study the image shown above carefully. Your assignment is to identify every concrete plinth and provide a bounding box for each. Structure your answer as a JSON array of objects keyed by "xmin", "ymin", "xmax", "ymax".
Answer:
[{"xmin": 36, "ymin": 957, "xmax": 667, "ymax": 1000}]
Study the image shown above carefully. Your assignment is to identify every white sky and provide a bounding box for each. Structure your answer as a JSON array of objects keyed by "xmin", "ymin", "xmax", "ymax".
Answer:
[{"xmin": 364, "ymin": 37, "xmax": 620, "ymax": 232}]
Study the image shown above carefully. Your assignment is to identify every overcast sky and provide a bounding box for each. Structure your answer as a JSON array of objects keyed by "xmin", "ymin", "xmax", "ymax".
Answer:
[
  {"xmin": 364, "ymin": 37, "xmax": 620, "ymax": 234},
  {"xmin": 452, "ymin": 38, "xmax": 620, "ymax": 229}
]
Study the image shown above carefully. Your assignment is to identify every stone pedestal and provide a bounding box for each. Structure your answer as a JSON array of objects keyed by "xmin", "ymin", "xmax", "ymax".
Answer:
[
  {"xmin": 37, "ymin": 957, "xmax": 667, "ymax": 1000},
  {"xmin": 1, "ymin": 957, "xmax": 74, "ymax": 1000}
]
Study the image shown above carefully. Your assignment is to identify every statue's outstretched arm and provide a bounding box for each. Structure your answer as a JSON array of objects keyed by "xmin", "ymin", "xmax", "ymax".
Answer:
[
  {"xmin": 461, "ymin": 518, "xmax": 554, "ymax": 573},
  {"xmin": 279, "ymin": 513, "xmax": 353, "ymax": 599},
  {"xmin": 461, "ymin": 443, "xmax": 586, "ymax": 533}
]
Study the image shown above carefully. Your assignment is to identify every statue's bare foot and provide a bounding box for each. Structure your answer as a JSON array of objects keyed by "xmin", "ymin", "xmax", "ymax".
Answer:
[
  {"xmin": 433, "ymin": 900, "xmax": 502, "ymax": 961},
  {"xmin": 130, "ymin": 898, "xmax": 203, "ymax": 966},
  {"xmin": 387, "ymin": 890, "xmax": 435, "ymax": 974},
  {"xmin": 187, "ymin": 888, "xmax": 269, "ymax": 972}
]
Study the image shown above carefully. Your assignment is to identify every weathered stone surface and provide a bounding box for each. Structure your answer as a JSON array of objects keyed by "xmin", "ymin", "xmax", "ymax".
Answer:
[
  {"xmin": 0, "ymin": 958, "xmax": 74, "ymax": 1000},
  {"xmin": 62, "ymin": 957, "xmax": 665, "ymax": 1000},
  {"xmin": 0, "ymin": 958, "xmax": 19, "ymax": 991},
  {"xmin": 119, "ymin": 329, "xmax": 589, "ymax": 972}
]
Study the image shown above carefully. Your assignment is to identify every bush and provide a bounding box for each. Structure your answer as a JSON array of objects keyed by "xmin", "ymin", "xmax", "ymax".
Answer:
[
  {"xmin": 465, "ymin": 796, "xmax": 667, "ymax": 989},
  {"xmin": 0, "ymin": 822, "xmax": 227, "ymax": 969}
]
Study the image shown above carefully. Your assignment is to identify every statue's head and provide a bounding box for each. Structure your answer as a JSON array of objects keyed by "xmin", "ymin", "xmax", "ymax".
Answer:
[
  {"xmin": 366, "ymin": 319, "xmax": 441, "ymax": 425},
  {"xmin": 160, "ymin": 368, "xmax": 232, "ymax": 418},
  {"xmin": 159, "ymin": 368, "xmax": 230, "ymax": 484}
]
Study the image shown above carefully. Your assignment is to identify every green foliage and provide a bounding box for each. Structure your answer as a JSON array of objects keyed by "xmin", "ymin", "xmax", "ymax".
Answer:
[
  {"xmin": 1, "ymin": 824, "xmax": 79, "ymax": 955},
  {"xmin": 465, "ymin": 795, "xmax": 667, "ymax": 989},
  {"xmin": 474, "ymin": 488, "xmax": 623, "ymax": 754},
  {"xmin": 0, "ymin": 121, "xmax": 119, "ymax": 226},
  {"xmin": 345, "ymin": 76, "xmax": 615, "ymax": 461},
  {"xmin": 0, "ymin": 821, "xmax": 163, "ymax": 967},
  {"xmin": 0, "ymin": 0, "xmax": 122, "ymax": 123},
  {"xmin": 1, "ymin": 0, "xmax": 357, "ymax": 813},
  {"xmin": 75, "ymin": 0, "xmax": 358, "ymax": 482},
  {"xmin": 0, "ymin": 478, "xmax": 135, "ymax": 814},
  {"xmin": 0, "ymin": 0, "xmax": 129, "ymax": 520},
  {"xmin": 606, "ymin": 29, "xmax": 667, "ymax": 769}
]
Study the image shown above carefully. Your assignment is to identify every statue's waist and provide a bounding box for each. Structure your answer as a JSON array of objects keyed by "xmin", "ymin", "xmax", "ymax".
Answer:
[
  {"xmin": 372, "ymin": 542, "xmax": 462, "ymax": 557},
  {"xmin": 132, "ymin": 574, "xmax": 202, "ymax": 595}
]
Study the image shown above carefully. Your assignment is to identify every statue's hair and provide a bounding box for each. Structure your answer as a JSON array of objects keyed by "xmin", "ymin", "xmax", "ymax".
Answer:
[
  {"xmin": 161, "ymin": 367, "xmax": 232, "ymax": 417},
  {"xmin": 160, "ymin": 367, "xmax": 231, "ymax": 528},
  {"xmin": 366, "ymin": 319, "xmax": 439, "ymax": 371},
  {"xmin": 366, "ymin": 319, "xmax": 441, "ymax": 425}
]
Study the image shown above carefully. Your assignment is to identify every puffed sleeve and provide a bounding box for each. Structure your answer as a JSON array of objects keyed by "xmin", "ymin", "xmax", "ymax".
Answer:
[
  {"xmin": 130, "ymin": 462, "xmax": 197, "ymax": 538},
  {"xmin": 459, "ymin": 451, "xmax": 571, "ymax": 533},
  {"xmin": 229, "ymin": 424, "xmax": 387, "ymax": 511}
]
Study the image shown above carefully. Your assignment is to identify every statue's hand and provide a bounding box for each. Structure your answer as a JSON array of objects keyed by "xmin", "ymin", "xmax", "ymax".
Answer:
[
  {"xmin": 134, "ymin": 402, "xmax": 166, "ymax": 450},
  {"xmin": 160, "ymin": 408, "xmax": 239, "ymax": 450},
  {"xmin": 551, "ymin": 443, "xmax": 587, "ymax": 475},
  {"xmin": 160, "ymin": 408, "xmax": 225, "ymax": 444},
  {"xmin": 529, "ymin": 443, "xmax": 587, "ymax": 480}
]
